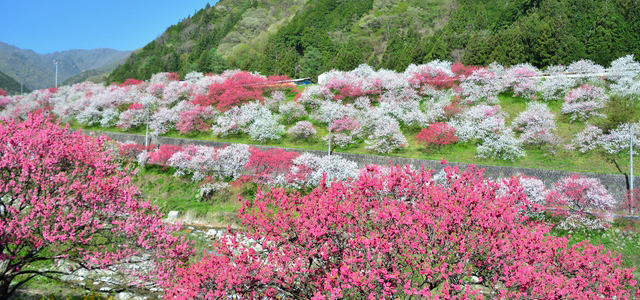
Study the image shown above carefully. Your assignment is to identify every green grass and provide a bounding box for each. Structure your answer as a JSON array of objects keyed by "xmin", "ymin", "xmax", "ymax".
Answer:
[{"xmin": 132, "ymin": 166, "xmax": 243, "ymax": 219}]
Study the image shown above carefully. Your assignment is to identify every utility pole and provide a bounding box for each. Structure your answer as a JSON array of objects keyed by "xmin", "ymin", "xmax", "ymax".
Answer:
[
  {"xmin": 53, "ymin": 60, "xmax": 59, "ymax": 87},
  {"xmin": 327, "ymin": 127, "xmax": 331, "ymax": 156},
  {"xmin": 145, "ymin": 104, "xmax": 150, "ymax": 147},
  {"xmin": 631, "ymin": 125, "xmax": 635, "ymax": 214}
]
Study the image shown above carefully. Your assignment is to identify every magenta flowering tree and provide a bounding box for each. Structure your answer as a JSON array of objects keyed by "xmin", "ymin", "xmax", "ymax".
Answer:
[
  {"xmin": 163, "ymin": 164, "xmax": 637, "ymax": 299},
  {"xmin": 415, "ymin": 122, "xmax": 458, "ymax": 151},
  {"xmin": 0, "ymin": 115, "xmax": 193, "ymax": 299}
]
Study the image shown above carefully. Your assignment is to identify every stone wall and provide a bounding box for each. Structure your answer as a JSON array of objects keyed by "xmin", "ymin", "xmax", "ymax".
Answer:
[{"xmin": 85, "ymin": 130, "xmax": 640, "ymax": 202}]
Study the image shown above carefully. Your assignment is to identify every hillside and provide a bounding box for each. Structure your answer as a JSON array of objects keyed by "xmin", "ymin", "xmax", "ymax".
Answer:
[
  {"xmin": 0, "ymin": 70, "xmax": 28, "ymax": 94},
  {"xmin": 61, "ymin": 55, "xmax": 130, "ymax": 85},
  {"xmin": 0, "ymin": 41, "xmax": 132, "ymax": 89},
  {"xmin": 108, "ymin": 0, "xmax": 640, "ymax": 83}
]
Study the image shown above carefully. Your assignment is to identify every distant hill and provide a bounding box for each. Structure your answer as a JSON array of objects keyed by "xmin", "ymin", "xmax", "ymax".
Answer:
[
  {"xmin": 0, "ymin": 41, "xmax": 132, "ymax": 90},
  {"xmin": 62, "ymin": 55, "xmax": 130, "ymax": 85},
  {"xmin": 108, "ymin": 0, "xmax": 640, "ymax": 83},
  {"xmin": 0, "ymin": 70, "xmax": 28, "ymax": 95}
]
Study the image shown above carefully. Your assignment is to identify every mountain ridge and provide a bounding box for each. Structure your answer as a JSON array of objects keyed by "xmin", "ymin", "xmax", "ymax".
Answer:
[{"xmin": 0, "ymin": 41, "xmax": 132, "ymax": 89}]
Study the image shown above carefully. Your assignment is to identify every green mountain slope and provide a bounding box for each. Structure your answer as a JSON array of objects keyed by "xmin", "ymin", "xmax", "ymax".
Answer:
[
  {"xmin": 108, "ymin": 0, "xmax": 640, "ymax": 83},
  {"xmin": 0, "ymin": 70, "xmax": 28, "ymax": 95}
]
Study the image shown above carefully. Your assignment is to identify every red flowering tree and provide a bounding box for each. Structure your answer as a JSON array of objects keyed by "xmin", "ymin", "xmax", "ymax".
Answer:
[
  {"xmin": 195, "ymin": 72, "xmax": 267, "ymax": 111},
  {"xmin": 163, "ymin": 165, "xmax": 637, "ymax": 299},
  {"xmin": 119, "ymin": 142, "xmax": 155, "ymax": 160},
  {"xmin": 245, "ymin": 147, "xmax": 299, "ymax": 182},
  {"xmin": 119, "ymin": 78, "xmax": 145, "ymax": 87},
  {"xmin": 416, "ymin": 122, "xmax": 458, "ymax": 151},
  {"xmin": 0, "ymin": 89, "xmax": 5, "ymax": 96},
  {"xmin": 148, "ymin": 144, "xmax": 184, "ymax": 165},
  {"xmin": 0, "ymin": 115, "xmax": 193, "ymax": 299}
]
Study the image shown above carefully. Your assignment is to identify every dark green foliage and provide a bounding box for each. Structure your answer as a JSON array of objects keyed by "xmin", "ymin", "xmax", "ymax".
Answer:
[
  {"xmin": 107, "ymin": 0, "xmax": 640, "ymax": 83},
  {"xmin": 300, "ymin": 46, "xmax": 324, "ymax": 80},
  {"xmin": 449, "ymin": 0, "xmax": 639, "ymax": 67},
  {"xmin": 197, "ymin": 48, "xmax": 228, "ymax": 74},
  {"xmin": 0, "ymin": 70, "xmax": 28, "ymax": 95}
]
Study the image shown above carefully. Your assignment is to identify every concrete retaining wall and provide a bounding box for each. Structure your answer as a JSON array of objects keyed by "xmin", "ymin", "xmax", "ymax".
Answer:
[{"xmin": 84, "ymin": 130, "xmax": 640, "ymax": 202}]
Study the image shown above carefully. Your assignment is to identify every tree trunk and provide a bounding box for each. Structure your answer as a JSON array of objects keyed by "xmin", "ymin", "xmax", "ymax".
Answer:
[{"xmin": 0, "ymin": 276, "xmax": 14, "ymax": 300}]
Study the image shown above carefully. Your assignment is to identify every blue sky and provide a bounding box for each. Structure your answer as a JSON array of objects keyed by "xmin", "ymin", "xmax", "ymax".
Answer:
[{"xmin": 0, "ymin": 1, "xmax": 215, "ymax": 54}]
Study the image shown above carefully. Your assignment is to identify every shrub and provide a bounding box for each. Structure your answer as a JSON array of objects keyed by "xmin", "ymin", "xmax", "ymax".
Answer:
[
  {"xmin": 287, "ymin": 121, "xmax": 317, "ymax": 140},
  {"xmin": 504, "ymin": 64, "xmax": 541, "ymax": 99},
  {"xmin": 598, "ymin": 122, "xmax": 640, "ymax": 155},
  {"xmin": 415, "ymin": 122, "xmax": 458, "ymax": 151},
  {"xmin": 164, "ymin": 165, "xmax": 637, "ymax": 299},
  {"xmin": 567, "ymin": 124, "xmax": 603, "ymax": 153},
  {"xmin": 593, "ymin": 95, "xmax": 639, "ymax": 133},
  {"xmin": 247, "ymin": 115, "xmax": 285, "ymax": 142},
  {"xmin": 537, "ymin": 66, "xmax": 576, "ymax": 101},
  {"xmin": 460, "ymin": 68, "xmax": 503, "ymax": 105},
  {"xmin": 117, "ymin": 104, "xmax": 146, "ymax": 131},
  {"xmin": 324, "ymin": 116, "xmax": 362, "ymax": 148},
  {"xmin": 211, "ymin": 102, "xmax": 284, "ymax": 142},
  {"xmin": 119, "ymin": 142, "xmax": 155, "ymax": 160},
  {"xmin": 512, "ymin": 102, "xmax": 559, "ymax": 148},
  {"xmin": 167, "ymin": 144, "xmax": 251, "ymax": 181},
  {"xmin": 285, "ymin": 153, "xmax": 359, "ymax": 188},
  {"xmin": 449, "ymin": 105, "xmax": 508, "ymax": 142},
  {"xmin": 364, "ymin": 116, "xmax": 408, "ymax": 154},
  {"xmin": 562, "ymin": 85, "xmax": 608, "ymax": 122},
  {"xmin": 176, "ymin": 105, "xmax": 217, "ymax": 135},
  {"xmin": 278, "ymin": 101, "xmax": 307, "ymax": 124},
  {"xmin": 195, "ymin": 71, "xmax": 267, "ymax": 111},
  {"xmin": 476, "ymin": 129, "xmax": 525, "ymax": 161}
]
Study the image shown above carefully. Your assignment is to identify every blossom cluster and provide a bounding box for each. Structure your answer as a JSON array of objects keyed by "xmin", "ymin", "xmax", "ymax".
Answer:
[
  {"xmin": 164, "ymin": 165, "xmax": 636, "ymax": 299},
  {"xmin": 512, "ymin": 102, "xmax": 559, "ymax": 146},
  {"xmin": 562, "ymin": 85, "xmax": 608, "ymax": 122},
  {"xmin": 287, "ymin": 121, "xmax": 317, "ymax": 140},
  {"xmin": 568, "ymin": 122, "xmax": 640, "ymax": 155}
]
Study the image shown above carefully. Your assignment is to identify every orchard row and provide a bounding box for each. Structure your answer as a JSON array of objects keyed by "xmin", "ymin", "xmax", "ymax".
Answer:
[
  {"xmin": 1, "ymin": 56, "xmax": 639, "ymax": 161},
  {"xmin": 118, "ymin": 139, "xmax": 628, "ymax": 230}
]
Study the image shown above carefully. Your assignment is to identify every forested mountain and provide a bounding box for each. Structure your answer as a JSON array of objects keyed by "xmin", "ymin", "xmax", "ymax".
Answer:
[
  {"xmin": 0, "ymin": 42, "xmax": 132, "ymax": 89},
  {"xmin": 108, "ymin": 0, "xmax": 640, "ymax": 83},
  {"xmin": 0, "ymin": 70, "xmax": 28, "ymax": 94}
]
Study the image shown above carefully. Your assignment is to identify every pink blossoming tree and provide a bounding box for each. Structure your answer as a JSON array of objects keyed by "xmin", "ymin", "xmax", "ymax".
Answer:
[
  {"xmin": 164, "ymin": 165, "xmax": 637, "ymax": 299},
  {"xmin": 0, "ymin": 115, "xmax": 193, "ymax": 299}
]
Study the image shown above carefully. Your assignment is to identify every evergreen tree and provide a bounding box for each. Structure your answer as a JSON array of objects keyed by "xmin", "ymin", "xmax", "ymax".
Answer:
[
  {"xmin": 301, "ymin": 46, "xmax": 324, "ymax": 80},
  {"xmin": 197, "ymin": 48, "xmax": 228, "ymax": 74}
]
